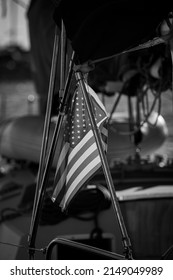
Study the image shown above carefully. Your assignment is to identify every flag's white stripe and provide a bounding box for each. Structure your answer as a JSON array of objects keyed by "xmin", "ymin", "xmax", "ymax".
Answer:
[
  {"xmin": 56, "ymin": 142, "xmax": 69, "ymax": 170},
  {"xmin": 84, "ymin": 82, "xmax": 108, "ymax": 114},
  {"xmin": 52, "ymin": 168, "xmax": 67, "ymax": 200},
  {"xmin": 52, "ymin": 143, "xmax": 69, "ymax": 199},
  {"xmin": 102, "ymin": 126, "xmax": 108, "ymax": 137},
  {"xmin": 97, "ymin": 116, "xmax": 108, "ymax": 127},
  {"xmin": 61, "ymin": 161, "xmax": 101, "ymax": 210},
  {"xmin": 67, "ymin": 149, "xmax": 100, "ymax": 191},
  {"xmin": 68, "ymin": 130, "xmax": 93, "ymax": 165},
  {"xmin": 52, "ymin": 166, "xmax": 67, "ymax": 200},
  {"xmin": 61, "ymin": 155, "xmax": 101, "ymax": 207},
  {"xmin": 66, "ymin": 141, "xmax": 97, "ymax": 184},
  {"xmin": 68, "ymin": 121, "xmax": 107, "ymax": 166},
  {"xmin": 101, "ymin": 126, "xmax": 108, "ymax": 151}
]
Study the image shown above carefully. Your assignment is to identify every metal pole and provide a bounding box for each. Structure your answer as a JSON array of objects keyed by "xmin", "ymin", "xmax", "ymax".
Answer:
[
  {"xmin": 59, "ymin": 20, "xmax": 66, "ymax": 98},
  {"xmin": 75, "ymin": 70, "xmax": 133, "ymax": 259},
  {"xmin": 29, "ymin": 26, "xmax": 60, "ymax": 245},
  {"xmin": 28, "ymin": 52, "xmax": 75, "ymax": 259},
  {"xmin": 46, "ymin": 238, "xmax": 125, "ymax": 260}
]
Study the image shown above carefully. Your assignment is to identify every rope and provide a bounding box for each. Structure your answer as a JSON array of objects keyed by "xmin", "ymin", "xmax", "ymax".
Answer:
[
  {"xmin": 91, "ymin": 37, "xmax": 165, "ymax": 65},
  {"xmin": 0, "ymin": 240, "xmax": 46, "ymax": 254}
]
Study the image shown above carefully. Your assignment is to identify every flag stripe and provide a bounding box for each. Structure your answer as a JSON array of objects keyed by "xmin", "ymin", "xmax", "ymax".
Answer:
[
  {"xmin": 56, "ymin": 142, "xmax": 69, "ymax": 171},
  {"xmin": 52, "ymin": 146, "xmax": 101, "ymax": 205},
  {"xmin": 67, "ymin": 141, "xmax": 98, "ymax": 184},
  {"xmin": 60, "ymin": 157, "xmax": 102, "ymax": 209},
  {"xmin": 67, "ymin": 130, "xmax": 94, "ymax": 168},
  {"xmin": 67, "ymin": 143, "xmax": 101, "ymax": 188},
  {"xmin": 52, "ymin": 143, "xmax": 69, "ymax": 201},
  {"xmin": 52, "ymin": 131, "xmax": 104, "ymax": 203},
  {"xmin": 86, "ymin": 83, "xmax": 107, "ymax": 113},
  {"xmin": 101, "ymin": 125, "xmax": 108, "ymax": 138},
  {"xmin": 101, "ymin": 125, "xmax": 108, "ymax": 150},
  {"xmin": 68, "ymin": 120, "xmax": 107, "ymax": 165}
]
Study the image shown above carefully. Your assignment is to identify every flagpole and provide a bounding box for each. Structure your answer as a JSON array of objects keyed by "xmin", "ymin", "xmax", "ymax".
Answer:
[
  {"xmin": 28, "ymin": 51, "xmax": 75, "ymax": 260},
  {"xmin": 28, "ymin": 26, "xmax": 60, "ymax": 245},
  {"xmin": 75, "ymin": 69, "xmax": 133, "ymax": 259},
  {"xmin": 28, "ymin": 19, "xmax": 75, "ymax": 258}
]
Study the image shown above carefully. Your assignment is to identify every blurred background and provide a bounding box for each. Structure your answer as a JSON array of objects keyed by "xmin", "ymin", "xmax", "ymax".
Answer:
[
  {"xmin": 0, "ymin": 0, "xmax": 173, "ymax": 260},
  {"xmin": 0, "ymin": 0, "xmax": 38, "ymax": 119},
  {"xmin": 0, "ymin": 0, "xmax": 173, "ymax": 157}
]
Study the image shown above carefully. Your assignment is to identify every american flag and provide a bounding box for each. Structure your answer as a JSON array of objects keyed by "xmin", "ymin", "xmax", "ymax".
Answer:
[{"xmin": 51, "ymin": 82, "xmax": 108, "ymax": 211}]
